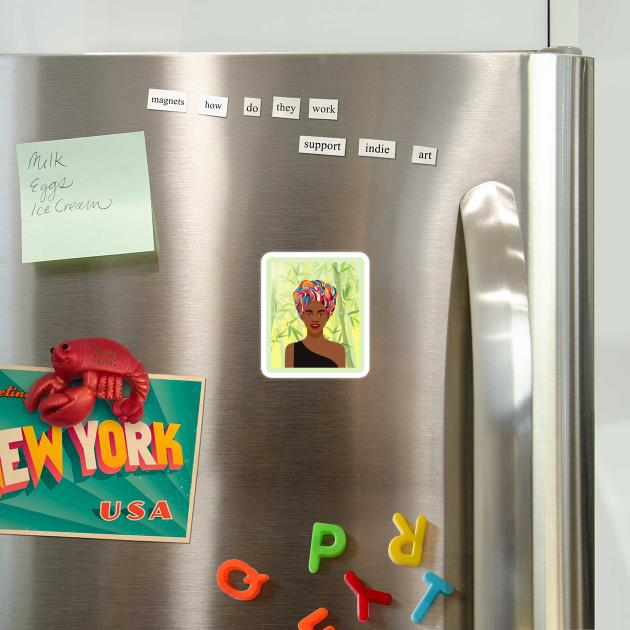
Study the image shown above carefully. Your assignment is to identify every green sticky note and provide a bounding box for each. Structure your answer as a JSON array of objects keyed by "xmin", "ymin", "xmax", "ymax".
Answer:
[{"xmin": 16, "ymin": 132, "xmax": 154, "ymax": 263}]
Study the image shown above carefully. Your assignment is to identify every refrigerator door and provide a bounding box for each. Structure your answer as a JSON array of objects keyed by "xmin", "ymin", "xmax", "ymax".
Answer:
[{"xmin": 0, "ymin": 52, "xmax": 593, "ymax": 629}]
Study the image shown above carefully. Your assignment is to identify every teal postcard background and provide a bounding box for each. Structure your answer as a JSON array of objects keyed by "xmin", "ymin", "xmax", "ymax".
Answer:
[{"xmin": 0, "ymin": 367, "xmax": 204, "ymax": 542}]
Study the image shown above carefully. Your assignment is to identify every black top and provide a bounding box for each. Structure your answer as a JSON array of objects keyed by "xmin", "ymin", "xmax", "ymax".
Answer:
[{"xmin": 294, "ymin": 341, "xmax": 338, "ymax": 368}]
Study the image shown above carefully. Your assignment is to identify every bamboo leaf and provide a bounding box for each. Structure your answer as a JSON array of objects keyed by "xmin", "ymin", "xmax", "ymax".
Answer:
[{"xmin": 348, "ymin": 310, "xmax": 359, "ymax": 315}]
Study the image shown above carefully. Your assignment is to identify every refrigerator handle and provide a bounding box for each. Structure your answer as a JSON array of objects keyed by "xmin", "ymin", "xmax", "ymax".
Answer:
[{"xmin": 459, "ymin": 182, "xmax": 533, "ymax": 629}]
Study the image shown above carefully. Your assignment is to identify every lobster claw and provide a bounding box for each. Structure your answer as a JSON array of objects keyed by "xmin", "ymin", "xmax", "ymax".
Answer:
[
  {"xmin": 37, "ymin": 386, "xmax": 96, "ymax": 428},
  {"xmin": 25, "ymin": 373, "xmax": 67, "ymax": 413}
]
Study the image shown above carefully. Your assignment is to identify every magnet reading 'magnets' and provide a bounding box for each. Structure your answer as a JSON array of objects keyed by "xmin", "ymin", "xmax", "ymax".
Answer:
[{"xmin": 26, "ymin": 338, "xmax": 149, "ymax": 428}]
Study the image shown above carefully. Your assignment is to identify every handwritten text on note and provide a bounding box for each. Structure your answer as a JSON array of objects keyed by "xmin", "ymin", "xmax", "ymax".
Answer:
[{"xmin": 17, "ymin": 132, "xmax": 154, "ymax": 263}]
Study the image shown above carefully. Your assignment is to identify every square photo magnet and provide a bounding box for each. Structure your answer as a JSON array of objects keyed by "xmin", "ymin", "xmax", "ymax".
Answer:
[{"xmin": 261, "ymin": 252, "xmax": 369, "ymax": 378}]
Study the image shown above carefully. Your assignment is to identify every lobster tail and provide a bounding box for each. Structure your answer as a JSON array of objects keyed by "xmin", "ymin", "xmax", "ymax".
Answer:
[
  {"xmin": 126, "ymin": 358, "xmax": 150, "ymax": 403},
  {"xmin": 112, "ymin": 358, "xmax": 150, "ymax": 424}
]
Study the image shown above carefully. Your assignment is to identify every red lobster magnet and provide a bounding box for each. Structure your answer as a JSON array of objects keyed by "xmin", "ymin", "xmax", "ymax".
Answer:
[{"xmin": 26, "ymin": 338, "xmax": 149, "ymax": 428}]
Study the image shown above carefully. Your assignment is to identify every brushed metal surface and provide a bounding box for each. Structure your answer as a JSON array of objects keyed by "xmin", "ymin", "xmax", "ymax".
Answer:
[
  {"xmin": 460, "ymin": 182, "xmax": 533, "ymax": 630},
  {"xmin": 0, "ymin": 52, "xmax": 593, "ymax": 629},
  {"xmin": 527, "ymin": 52, "xmax": 595, "ymax": 629}
]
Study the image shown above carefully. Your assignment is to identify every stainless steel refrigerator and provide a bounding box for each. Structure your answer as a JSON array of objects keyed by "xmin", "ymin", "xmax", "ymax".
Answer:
[{"xmin": 0, "ymin": 50, "xmax": 593, "ymax": 629}]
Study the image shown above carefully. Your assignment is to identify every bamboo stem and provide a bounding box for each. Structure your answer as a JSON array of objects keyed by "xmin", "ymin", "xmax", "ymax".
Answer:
[{"xmin": 333, "ymin": 263, "xmax": 355, "ymax": 368}]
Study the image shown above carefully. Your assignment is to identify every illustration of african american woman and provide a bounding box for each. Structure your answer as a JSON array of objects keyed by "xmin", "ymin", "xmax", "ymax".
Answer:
[{"xmin": 285, "ymin": 280, "xmax": 347, "ymax": 368}]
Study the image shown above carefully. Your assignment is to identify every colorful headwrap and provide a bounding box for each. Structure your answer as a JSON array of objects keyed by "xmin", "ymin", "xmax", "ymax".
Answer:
[{"xmin": 294, "ymin": 280, "xmax": 337, "ymax": 317}]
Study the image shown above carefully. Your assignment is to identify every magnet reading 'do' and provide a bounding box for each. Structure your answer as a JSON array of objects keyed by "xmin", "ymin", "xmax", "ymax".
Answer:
[{"xmin": 26, "ymin": 338, "xmax": 149, "ymax": 427}]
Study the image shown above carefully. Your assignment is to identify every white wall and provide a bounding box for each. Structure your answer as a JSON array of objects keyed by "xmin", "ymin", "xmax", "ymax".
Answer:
[
  {"xmin": 577, "ymin": 1, "xmax": 629, "ymax": 627},
  {"xmin": 0, "ymin": 0, "xmax": 547, "ymax": 53}
]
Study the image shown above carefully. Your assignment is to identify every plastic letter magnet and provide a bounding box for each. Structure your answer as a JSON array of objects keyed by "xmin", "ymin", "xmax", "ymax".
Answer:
[
  {"xmin": 298, "ymin": 608, "xmax": 335, "ymax": 630},
  {"xmin": 309, "ymin": 522, "xmax": 347, "ymax": 573},
  {"xmin": 216, "ymin": 559, "xmax": 269, "ymax": 601},
  {"xmin": 388, "ymin": 512, "xmax": 427, "ymax": 567},
  {"xmin": 344, "ymin": 571, "xmax": 392, "ymax": 622},
  {"xmin": 410, "ymin": 571, "xmax": 454, "ymax": 623}
]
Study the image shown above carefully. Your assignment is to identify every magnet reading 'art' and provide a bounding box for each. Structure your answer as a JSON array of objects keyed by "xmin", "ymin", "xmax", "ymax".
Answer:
[
  {"xmin": 388, "ymin": 512, "xmax": 427, "ymax": 567},
  {"xmin": 25, "ymin": 338, "xmax": 149, "ymax": 427},
  {"xmin": 309, "ymin": 522, "xmax": 347, "ymax": 573},
  {"xmin": 216, "ymin": 559, "xmax": 269, "ymax": 601}
]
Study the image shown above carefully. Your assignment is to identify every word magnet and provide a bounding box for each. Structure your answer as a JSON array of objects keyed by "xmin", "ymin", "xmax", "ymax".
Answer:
[
  {"xmin": 147, "ymin": 88, "xmax": 187, "ymax": 112},
  {"xmin": 309, "ymin": 522, "xmax": 346, "ymax": 573},
  {"xmin": 358, "ymin": 138, "xmax": 396, "ymax": 159},
  {"xmin": 388, "ymin": 512, "xmax": 427, "ymax": 567},
  {"xmin": 198, "ymin": 95, "xmax": 228, "ymax": 118},
  {"xmin": 308, "ymin": 98, "xmax": 338, "ymax": 120},
  {"xmin": 216, "ymin": 559, "xmax": 269, "ymax": 601},
  {"xmin": 344, "ymin": 571, "xmax": 392, "ymax": 622},
  {"xmin": 411, "ymin": 572, "xmax": 454, "ymax": 624},
  {"xmin": 244, "ymin": 97, "xmax": 261, "ymax": 117},
  {"xmin": 299, "ymin": 136, "xmax": 346, "ymax": 157},
  {"xmin": 411, "ymin": 145, "xmax": 438, "ymax": 165},
  {"xmin": 272, "ymin": 96, "xmax": 300, "ymax": 119}
]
